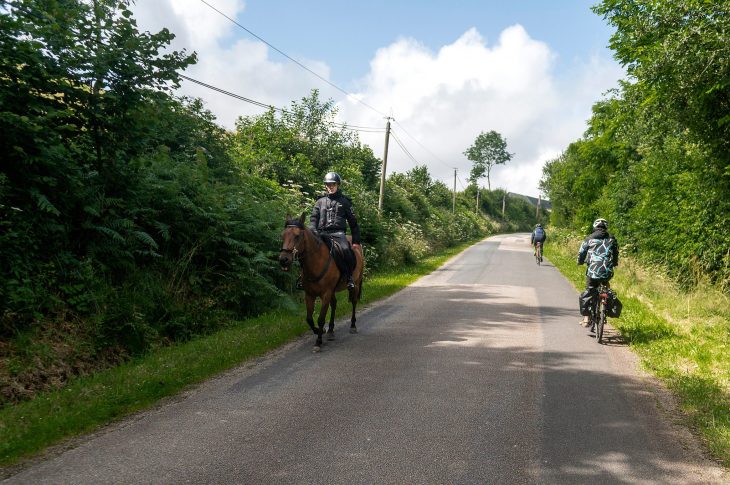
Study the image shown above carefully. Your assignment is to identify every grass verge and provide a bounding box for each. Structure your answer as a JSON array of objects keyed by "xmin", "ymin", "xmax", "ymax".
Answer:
[
  {"xmin": 545, "ymin": 232, "xmax": 730, "ymax": 467},
  {"xmin": 0, "ymin": 239, "xmax": 478, "ymax": 468}
]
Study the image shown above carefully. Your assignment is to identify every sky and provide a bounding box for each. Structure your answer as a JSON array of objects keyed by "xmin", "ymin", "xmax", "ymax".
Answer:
[{"xmin": 131, "ymin": 0, "xmax": 626, "ymax": 198}]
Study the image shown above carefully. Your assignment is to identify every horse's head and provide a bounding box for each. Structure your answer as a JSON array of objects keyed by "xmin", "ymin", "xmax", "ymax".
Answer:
[{"xmin": 279, "ymin": 213, "xmax": 308, "ymax": 271}]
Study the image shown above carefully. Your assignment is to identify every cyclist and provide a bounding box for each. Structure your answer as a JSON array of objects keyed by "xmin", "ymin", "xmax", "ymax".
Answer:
[
  {"xmin": 577, "ymin": 218, "xmax": 619, "ymax": 327},
  {"xmin": 309, "ymin": 172, "xmax": 361, "ymax": 289},
  {"xmin": 531, "ymin": 223, "xmax": 547, "ymax": 258}
]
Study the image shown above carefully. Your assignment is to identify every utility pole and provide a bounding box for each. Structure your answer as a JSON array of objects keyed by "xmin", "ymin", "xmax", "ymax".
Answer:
[
  {"xmin": 502, "ymin": 192, "xmax": 506, "ymax": 219},
  {"xmin": 378, "ymin": 118, "xmax": 392, "ymax": 214},
  {"xmin": 452, "ymin": 169, "xmax": 457, "ymax": 214},
  {"xmin": 475, "ymin": 188, "xmax": 480, "ymax": 215},
  {"xmin": 536, "ymin": 194, "xmax": 541, "ymax": 220}
]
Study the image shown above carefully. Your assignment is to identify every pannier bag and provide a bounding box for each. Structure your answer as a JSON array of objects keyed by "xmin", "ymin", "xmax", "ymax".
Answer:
[
  {"xmin": 607, "ymin": 290, "xmax": 623, "ymax": 318},
  {"xmin": 578, "ymin": 288, "xmax": 597, "ymax": 317}
]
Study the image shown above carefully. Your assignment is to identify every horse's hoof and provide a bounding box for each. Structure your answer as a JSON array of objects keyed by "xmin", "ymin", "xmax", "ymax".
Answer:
[
  {"xmin": 313, "ymin": 345, "xmax": 321, "ymax": 353},
  {"xmin": 349, "ymin": 327, "xmax": 357, "ymax": 334}
]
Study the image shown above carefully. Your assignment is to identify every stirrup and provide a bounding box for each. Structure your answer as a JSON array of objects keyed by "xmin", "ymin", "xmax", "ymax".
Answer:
[{"xmin": 347, "ymin": 276, "xmax": 355, "ymax": 289}]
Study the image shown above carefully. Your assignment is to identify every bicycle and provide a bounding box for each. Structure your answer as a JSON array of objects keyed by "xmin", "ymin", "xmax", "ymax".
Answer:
[
  {"xmin": 534, "ymin": 242, "xmax": 543, "ymax": 265},
  {"xmin": 590, "ymin": 282, "xmax": 610, "ymax": 344}
]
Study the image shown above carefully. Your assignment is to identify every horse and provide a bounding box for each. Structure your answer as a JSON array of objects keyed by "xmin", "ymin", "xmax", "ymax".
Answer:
[{"xmin": 279, "ymin": 213, "xmax": 364, "ymax": 352}]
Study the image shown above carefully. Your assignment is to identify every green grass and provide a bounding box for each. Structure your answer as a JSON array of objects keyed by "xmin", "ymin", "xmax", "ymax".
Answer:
[
  {"xmin": 0, "ymin": 239, "xmax": 478, "ymax": 468},
  {"xmin": 545, "ymin": 233, "xmax": 730, "ymax": 467}
]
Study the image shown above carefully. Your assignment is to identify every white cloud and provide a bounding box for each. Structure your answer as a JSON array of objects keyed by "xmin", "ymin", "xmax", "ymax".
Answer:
[
  {"xmin": 339, "ymin": 25, "xmax": 625, "ymax": 198},
  {"xmin": 131, "ymin": 0, "xmax": 338, "ymax": 128},
  {"xmin": 130, "ymin": 3, "xmax": 624, "ymax": 197}
]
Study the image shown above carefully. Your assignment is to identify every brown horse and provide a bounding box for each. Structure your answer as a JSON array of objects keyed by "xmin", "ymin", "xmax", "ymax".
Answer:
[{"xmin": 279, "ymin": 213, "xmax": 364, "ymax": 352}]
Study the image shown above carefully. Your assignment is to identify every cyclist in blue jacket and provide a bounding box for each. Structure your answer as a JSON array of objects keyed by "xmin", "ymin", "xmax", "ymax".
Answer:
[
  {"xmin": 531, "ymin": 224, "xmax": 547, "ymax": 256},
  {"xmin": 577, "ymin": 218, "xmax": 619, "ymax": 327}
]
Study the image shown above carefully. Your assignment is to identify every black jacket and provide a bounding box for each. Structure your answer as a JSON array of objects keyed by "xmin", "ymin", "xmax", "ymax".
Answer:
[{"xmin": 310, "ymin": 190, "xmax": 361, "ymax": 244}]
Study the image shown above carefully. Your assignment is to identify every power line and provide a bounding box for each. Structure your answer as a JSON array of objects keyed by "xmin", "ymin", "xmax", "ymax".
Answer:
[
  {"xmin": 198, "ymin": 0, "xmax": 389, "ymax": 119},
  {"xmin": 6, "ymin": 0, "xmax": 387, "ymax": 137},
  {"xmin": 180, "ymin": 74, "xmax": 273, "ymax": 110},
  {"xmin": 179, "ymin": 74, "xmax": 384, "ymax": 134},
  {"xmin": 389, "ymin": 130, "xmax": 420, "ymax": 166},
  {"xmin": 392, "ymin": 119, "xmax": 453, "ymax": 170},
  {"xmin": 198, "ymin": 1, "xmax": 460, "ymax": 172}
]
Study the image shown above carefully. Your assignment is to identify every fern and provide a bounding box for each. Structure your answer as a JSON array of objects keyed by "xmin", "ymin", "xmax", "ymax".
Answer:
[
  {"xmin": 153, "ymin": 221, "xmax": 171, "ymax": 241},
  {"xmin": 93, "ymin": 225, "xmax": 125, "ymax": 243},
  {"xmin": 133, "ymin": 231, "xmax": 159, "ymax": 250},
  {"xmin": 31, "ymin": 190, "xmax": 61, "ymax": 216}
]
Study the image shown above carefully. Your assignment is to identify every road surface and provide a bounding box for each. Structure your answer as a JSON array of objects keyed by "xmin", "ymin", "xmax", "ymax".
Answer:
[{"xmin": 4, "ymin": 234, "xmax": 726, "ymax": 484}]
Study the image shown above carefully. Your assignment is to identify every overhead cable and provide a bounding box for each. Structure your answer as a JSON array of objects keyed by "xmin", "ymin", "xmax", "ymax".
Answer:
[
  {"xmin": 180, "ymin": 74, "xmax": 273, "ymax": 109},
  {"xmin": 392, "ymin": 120, "xmax": 453, "ymax": 170},
  {"xmin": 179, "ymin": 74, "xmax": 384, "ymax": 133},
  {"xmin": 198, "ymin": 0, "xmax": 389, "ymax": 119},
  {"xmin": 389, "ymin": 130, "xmax": 420, "ymax": 167}
]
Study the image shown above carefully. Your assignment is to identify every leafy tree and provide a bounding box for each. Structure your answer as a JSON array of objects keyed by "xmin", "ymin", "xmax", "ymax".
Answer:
[
  {"xmin": 594, "ymin": 0, "xmax": 730, "ymax": 174},
  {"xmin": 541, "ymin": 0, "xmax": 730, "ymax": 287},
  {"xmin": 0, "ymin": 0, "xmax": 195, "ymax": 326},
  {"xmin": 464, "ymin": 130, "xmax": 513, "ymax": 189}
]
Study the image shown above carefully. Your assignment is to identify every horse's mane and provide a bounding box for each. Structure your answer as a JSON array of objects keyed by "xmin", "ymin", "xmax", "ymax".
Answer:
[
  {"xmin": 284, "ymin": 218, "xmax": 305, "ymax": 229},
  {"xmin": 284, "ymin": 217, "xmax": 322, "ymax": 249}
]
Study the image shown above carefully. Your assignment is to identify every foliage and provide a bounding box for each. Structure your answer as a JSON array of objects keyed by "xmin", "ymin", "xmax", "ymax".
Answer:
[
  {"xmin": 0, "ymin": 1, "xmax": 540, "ymax": 409},
  {"xmin": 463, "ymin": 130, "xmax": 513, "ymax": 190},
  {"xmin": 541, "ymin": 0, "xmax": 730, "ymax": 289}
]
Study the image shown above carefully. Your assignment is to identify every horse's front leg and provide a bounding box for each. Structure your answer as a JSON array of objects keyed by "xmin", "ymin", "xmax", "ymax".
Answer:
[
  {"xmin": 314, "ymin": 292, "xmax": 332, "ymax": 352},
  {"xmin": 305, "ymin": 293, "xmax": 317, "ymax": 335},
  {"xmin": 327, "ymin": 294, "xmax": 337, "ymax": 340}
]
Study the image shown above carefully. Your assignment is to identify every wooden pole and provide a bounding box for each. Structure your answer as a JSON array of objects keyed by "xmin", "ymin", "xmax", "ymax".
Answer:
[{"xmin": 378, "ymin": 119, "xmax": 392, "ymax": 213}]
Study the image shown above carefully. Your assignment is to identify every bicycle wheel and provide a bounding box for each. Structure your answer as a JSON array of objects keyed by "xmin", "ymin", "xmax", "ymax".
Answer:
[{"xmin": 596, "ymin": 301, "xmax": 606, "ymax": 343}]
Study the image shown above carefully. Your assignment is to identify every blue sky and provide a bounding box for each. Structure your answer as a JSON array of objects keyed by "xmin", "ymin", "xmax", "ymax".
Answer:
[
  {"xmin": 237, "ymin": 0, "xmax": 617, "ymax": 87},
  {"xmin": 134, "ymin": 1, "xmax": 625, "ymax": 197}
]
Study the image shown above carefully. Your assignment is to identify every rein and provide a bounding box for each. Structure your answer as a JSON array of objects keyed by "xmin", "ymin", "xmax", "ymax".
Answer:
[{"xmin": 281, "ymin": 224, "xmax": 333, "ymax": 284}]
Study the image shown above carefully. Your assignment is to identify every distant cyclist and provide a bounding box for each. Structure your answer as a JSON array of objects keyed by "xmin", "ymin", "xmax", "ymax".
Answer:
[
  {"xmin": 577, "ymin": 218, "xmax": 619, "ymax": 327},
  {"xmin": 531, "ymin": 224, "xmax": 547, "ymax": 256}
]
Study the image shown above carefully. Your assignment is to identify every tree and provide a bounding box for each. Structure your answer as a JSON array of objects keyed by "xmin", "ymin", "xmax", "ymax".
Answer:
[
  {"xmin": 594, "ymin": 0, "xmax": 730, "ymax": 174},
  {"xmin": 464, "ymin": 130, "xmax": 513, "ymax": 190}
]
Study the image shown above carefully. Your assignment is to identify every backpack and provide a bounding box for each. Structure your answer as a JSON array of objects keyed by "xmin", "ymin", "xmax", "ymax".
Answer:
[
  {"xmin": 578, "ymin": 288, "xmax": 597, "ymax": 316},
  {"xmin": 534, "ymin": 227, "xmax": 545, "ymax": 240},
  {"xmin": 607, "ymin": 290, "xmax": 623, "ymax": 318}
]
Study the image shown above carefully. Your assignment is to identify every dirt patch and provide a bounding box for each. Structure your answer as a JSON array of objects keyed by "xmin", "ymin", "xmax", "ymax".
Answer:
[{"xmin": 0, "ymin": 318, "xmax": 127, "ymax": 407}]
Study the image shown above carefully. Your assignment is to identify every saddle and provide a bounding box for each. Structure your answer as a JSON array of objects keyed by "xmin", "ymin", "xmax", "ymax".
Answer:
[{"xmin": 319, "ymin": 233, "xmax": 356, "ymax": 276}]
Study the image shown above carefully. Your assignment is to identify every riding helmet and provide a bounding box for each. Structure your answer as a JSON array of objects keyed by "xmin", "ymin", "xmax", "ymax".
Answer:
[
  {"xmin": 323, "ymin": 172, "xmax": 342, "ymax": 184},
  {"xmin": 593, "ymin": 218, "xmax": 608, "ymax": 229}
]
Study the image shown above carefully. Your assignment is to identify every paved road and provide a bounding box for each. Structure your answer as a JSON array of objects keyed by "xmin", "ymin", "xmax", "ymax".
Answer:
[{"xmin": 5, "ymin": 234, "xmax": 726, "ymax": 484}]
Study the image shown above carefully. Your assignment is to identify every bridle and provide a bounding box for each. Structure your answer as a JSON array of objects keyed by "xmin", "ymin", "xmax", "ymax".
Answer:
[
  {"xmin": 280, "ymin": 222, "xmax": 332, "ymax": 283},
  {"xmin": 281, "ymin": 224, "xmax": 306, "ymax": 262}
]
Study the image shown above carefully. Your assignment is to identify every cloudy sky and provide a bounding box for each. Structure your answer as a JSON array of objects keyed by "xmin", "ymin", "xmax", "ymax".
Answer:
[{"xmin": 132, "ymin": 0, "xmax": 625, "ymax": 198}]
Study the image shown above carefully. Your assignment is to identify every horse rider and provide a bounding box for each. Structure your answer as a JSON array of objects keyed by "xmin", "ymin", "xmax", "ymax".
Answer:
[{"xmin": 310, "ymin": 172, "xmax": 361, "ymax": 289}]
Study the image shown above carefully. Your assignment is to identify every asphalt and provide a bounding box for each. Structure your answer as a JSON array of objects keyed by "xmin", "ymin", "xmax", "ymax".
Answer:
[{"xmin": 4, "ymin": 234, "xmax": 727, "ymax": 484}]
